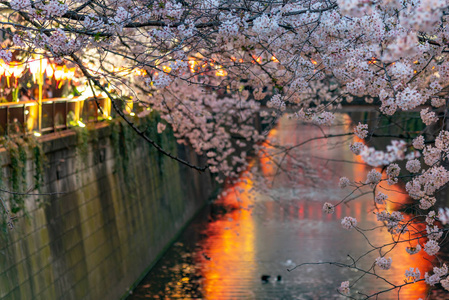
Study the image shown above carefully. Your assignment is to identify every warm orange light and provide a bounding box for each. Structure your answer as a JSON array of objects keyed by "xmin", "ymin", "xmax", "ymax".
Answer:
[
  {"xmin": 252, "ymin": 55, "xmax": 261, "ymax": 64},
  {"xmin": 68, "ymin": 67, "xmax": 76, "ymax": 79},
  {"xmin": 311, "ymin": 59, "xmax": 318, "ymax": 65},
  {"xmin": 239, "ymin": 58, "xmax": 244, "ymax": 63},
  {"xmin": 61, "ymin": 65, "xmax": 69, "ymax": 80},
  {"xmin": 188, "ymin": 59, "xmax": 198, "ymax": 73},
  {"xmin": 215, "ymin": 69, "xmax": 228, "ymax": 77},
  {"xmin": 368, "ymin": 57, "xmax": 377, "ymax": 64},
  {"xmin": 230, "ymin": 56, "xmax": 236, "ymax": 62},
  {"xmin": 132, "ymin": 68, "xmax": 147, "ymax": 76},
  {"xmin": 54, "ymin": 66, "xmax": 64, "ymax": 81},
  {"xmin": 162, "ymin": 65, "xmax": 171, "ymax": 73},
  {"xmin": 271, "ymin": 56, "xmax": 279, "ymax": 63}
]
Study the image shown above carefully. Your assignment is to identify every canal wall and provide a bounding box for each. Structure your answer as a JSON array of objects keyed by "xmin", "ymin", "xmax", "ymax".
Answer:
[{"xmin": 0, "ymin": 116, "xmax": 214, "ymax": 300}]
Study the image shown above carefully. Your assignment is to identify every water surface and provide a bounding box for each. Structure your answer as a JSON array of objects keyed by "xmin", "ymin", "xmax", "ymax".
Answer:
[{"xmin": 129, "ymin": 115, "xmax": 437, "ymax": 299}]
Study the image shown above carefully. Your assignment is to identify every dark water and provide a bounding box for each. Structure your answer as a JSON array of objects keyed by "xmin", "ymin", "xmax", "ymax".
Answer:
[{"xmin": 128, "ymin": 116, "xmax": 440, "ymax": 300}]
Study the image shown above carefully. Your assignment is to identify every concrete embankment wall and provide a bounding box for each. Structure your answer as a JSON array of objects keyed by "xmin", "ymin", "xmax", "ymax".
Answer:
[{"xmin": 0, "ymin": 117, "xmax": 214, "ymax": 300}]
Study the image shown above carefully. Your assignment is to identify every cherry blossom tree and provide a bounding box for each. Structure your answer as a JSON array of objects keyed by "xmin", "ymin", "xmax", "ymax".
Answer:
[{"xmin": 3, "ymin": 0, "xmax": 449, "ymax": 297}]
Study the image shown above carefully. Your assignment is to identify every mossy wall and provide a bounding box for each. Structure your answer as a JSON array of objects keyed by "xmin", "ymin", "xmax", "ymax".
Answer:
[{"xmin": 0, "ymin": 118, "xmax": 213, "ymax": 300}]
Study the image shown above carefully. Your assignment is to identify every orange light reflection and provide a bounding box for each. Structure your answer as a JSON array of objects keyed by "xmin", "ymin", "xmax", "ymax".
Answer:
[{"xmin": 197, "ymin": 178, "xmax": 256, "ymax": 299}]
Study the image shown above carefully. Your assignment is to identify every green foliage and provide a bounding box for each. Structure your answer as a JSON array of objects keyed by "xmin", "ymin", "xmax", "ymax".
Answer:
[
  {"xmin": 25, "ymin": 135, "xmax": 46, "ymax": 192},
  {"xmin": 4, "ymin": 138, "xmax": 27, "ymax": 214},
  {"xmin": 73, "ymin": 126, "xmax": 89, "ymax": 161},
  {"xmin": 109, "ymin": 112, "xmax": 177, "ymax": 200},
  {"xmin": 0, "ymin": 135, "xmax": 46, "ymax": 232}
]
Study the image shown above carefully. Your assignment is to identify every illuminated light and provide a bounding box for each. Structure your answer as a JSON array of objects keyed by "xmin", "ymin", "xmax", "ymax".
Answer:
[
  {"xmin": 25, "ymin": 110, "xmax": 29, "ymax": 115},
  {"xmin": 310, "ymin": 59, "xmax": 318, "ymax": 65},
  {"xmin": 61, "ymin": 66, "xmax": 69, "ymax": 80},
  {"xmin": 41, "ymin": 58, "xmax": 48, "ymax": 72},
  {"xmin": 414, "ymin": 60, "xmax": 418, "ymax": 64},
  {"xmin": 230, "ymin": 56, "xmax": 236, "ymax": 62},
  {"xmin": 46, "ymin": 65, "xmax": 54, "ymax": 78},
  {"xmin": 132, "ymin": 68, "xmax": 147, "ymax": 76},
  {"xmin": 414, "ymin": 70, "xmax": 417, "ymax": 73},
  {"xmin": 239, "ymin": 59, "xmax": 244, "ymax": 63},
  {"xmin": 368, "ymin": 57, "xmax": 377, "ymax": 64},
  {"xmin": 4, "ymin": 64, "xmax": 13, "ymax": 77},
  {"xmin": 77, "ymin": 120, "xmax": 86, "ymax": 128},
  {"xmin": 33, "ymin": 131, "xmax": 41, "ymax": 137},
  {"xmin": 162, "ymin": 65, "xmax": 172, "ymax": 73},
  {"xmin": 54, "ymin": 66, "xmax": 64, "ymax": 81},
  {"xmin": 271, "ymin": 56, "xmax": 279, "ymax": 63},
  {"xmin": 68, "ymin": 67, "xmax": 76, "ymax": 79},
  {"xmin": 12, "ymin": 62, "xmax": 26, "ymax": 78},
  {"xmin": 107, "ymin": 116, "xmax": 112, "ymax": 120},
  {"xmin": 188, "ymin": 59, "xmax": 198, "ymax": 73},
  {"xmin": 215, "ymin": 69, "xmax": 228, "ymax": 77},
  {"xmin": 28, "ymin": 59, "xmax": 40, "ymax": 74},
  {"xmin": 432, "ymin": 66, "xmax": 435, "ymax": 70},
  {"xmin": 130, "ymin": 112, "xmax": 135, "ymax": 116},
  {"xmin": 251, "ymin": 55, "xmax": 261, "ymax": 64}
]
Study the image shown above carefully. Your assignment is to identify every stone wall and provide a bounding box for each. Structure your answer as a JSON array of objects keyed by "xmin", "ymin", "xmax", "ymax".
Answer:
[{"xmin": 0, "ymin": 118, "xmax": 214, "ymax": 300}]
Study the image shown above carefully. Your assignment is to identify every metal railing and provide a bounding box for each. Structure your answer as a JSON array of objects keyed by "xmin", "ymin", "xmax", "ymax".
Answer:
[{"xmin": 0, "ymin": 96, "xmax": 112, "ymax": 135}]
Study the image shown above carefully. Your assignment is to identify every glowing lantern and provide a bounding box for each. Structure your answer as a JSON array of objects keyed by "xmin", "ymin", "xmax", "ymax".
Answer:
[
  {"xmin": 28, "ymin": 58, "xmax": 48, "ymax": 74},
  {"xmin": 28, "ymin": 59, "xmax": 40, "ymax": 75},
  {"xmin": 29, "ymin": 58, "xmax": 48, "ymax": 83},
  {"xmin": 54, "ymin": 66, "xmax": 64, "ymax": 81},
  {"xmin": 4, "ymin": 64, "xmax": 13, "ymax": 77},
  {"xmin": 41, "ymin": 58, "xmax": 48, "ymax": 72},
  {"xmin": 28, "ymin": 56, "xmax": 49, "ymax": 132},
  {"xmin": 4, "ymin": 62, "xmax": 13, "ymax": 87},
  {"xmin": 13, "ymin": 63, "xmax": 25, "ymax": 78},
  {"xmin": 68, "ymin": 67, "xmax": 76, "ymax": 79},
  {"xmin": 46, "ymin": 65, "xmax": 54, "ymax": 78},
  {"xmin": 62, "ymin": 66, "xmax": 68, "ymax": 80}
]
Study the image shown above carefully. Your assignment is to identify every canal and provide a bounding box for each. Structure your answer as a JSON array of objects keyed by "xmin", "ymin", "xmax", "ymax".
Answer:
[{"xmin": 128, "ymin": 115, "xmax": 436, "ymax": 299}]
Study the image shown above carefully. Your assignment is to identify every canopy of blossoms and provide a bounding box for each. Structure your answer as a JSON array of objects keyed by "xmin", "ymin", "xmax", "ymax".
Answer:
[{"xmin": 3, "ymin": 0, "xmax": 449, "ymax": 297}]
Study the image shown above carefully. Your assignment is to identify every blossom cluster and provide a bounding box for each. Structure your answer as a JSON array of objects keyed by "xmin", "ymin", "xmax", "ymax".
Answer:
[{"xmin": 5, "ymin": 0, "xmax": 449, "ymax": 296}]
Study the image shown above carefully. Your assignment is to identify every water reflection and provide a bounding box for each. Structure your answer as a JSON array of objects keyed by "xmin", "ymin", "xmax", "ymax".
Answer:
[{"xmin": 129, "ymin": 115, "xmax": 436, "ymax": 299}]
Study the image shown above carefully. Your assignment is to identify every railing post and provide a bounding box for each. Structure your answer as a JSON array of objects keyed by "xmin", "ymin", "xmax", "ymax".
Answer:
[{"xmin": 38, "ymin": 56, "xmax": 44, "ymax": 133}]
